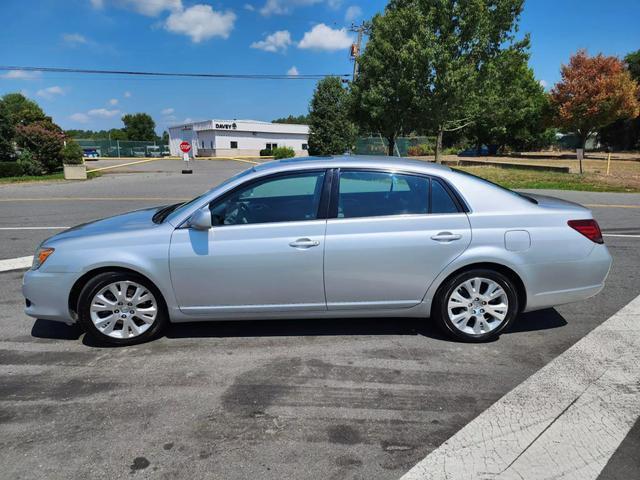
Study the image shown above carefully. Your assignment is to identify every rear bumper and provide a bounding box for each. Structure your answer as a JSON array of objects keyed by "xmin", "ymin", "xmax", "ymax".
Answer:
[
  {"xmin": 22, "ymin": 269, "xmax": 77, "ymax": 323},
  {"xmin": 523, "ymin": 244, "xmax": 612, "ymax": 312}
]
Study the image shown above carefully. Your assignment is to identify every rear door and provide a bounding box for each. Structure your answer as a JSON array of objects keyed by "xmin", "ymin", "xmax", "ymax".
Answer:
[{"xmin": 323, "ymin": 169, "xmax": 471, "ymax": 310}]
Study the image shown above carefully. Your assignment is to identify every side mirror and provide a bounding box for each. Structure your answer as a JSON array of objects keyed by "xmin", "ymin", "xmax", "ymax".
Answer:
[{"xmin": 188, "ymin": 208, "xmax": 212, "ymax": 230}]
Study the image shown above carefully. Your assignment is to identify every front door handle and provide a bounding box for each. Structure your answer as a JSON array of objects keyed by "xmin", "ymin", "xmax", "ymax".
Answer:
[
  {"xmin": 431, "ymin": 232, "xmax": 462, "ymax": 243},
  {"xmin": 289, "ymin": 238, "xmax": 320, "ymax": 249}
]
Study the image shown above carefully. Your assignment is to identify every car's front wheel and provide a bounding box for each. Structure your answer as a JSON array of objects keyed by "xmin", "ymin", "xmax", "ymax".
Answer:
[
  {"xmin": 77, "ymin": 271, "xmax": 168, "ymax": 346},
  {"xmin": 434, "ymin": 269, "xmax": 519, "ymax": 342}
]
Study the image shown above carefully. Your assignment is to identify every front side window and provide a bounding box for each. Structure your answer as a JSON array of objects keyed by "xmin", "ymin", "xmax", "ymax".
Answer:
[
  {"xmin": 337, "ymin": 171, "xmax": 428, "ymax": 218},
  {"xmin": 210, "ymin": 171, "xmax": 326, "ymax": 226}
]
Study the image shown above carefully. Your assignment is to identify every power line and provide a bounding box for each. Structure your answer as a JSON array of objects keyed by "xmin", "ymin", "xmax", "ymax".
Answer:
[{"xmin": 0, "ymin": 65, "xmax": 350, "ymax": 81}]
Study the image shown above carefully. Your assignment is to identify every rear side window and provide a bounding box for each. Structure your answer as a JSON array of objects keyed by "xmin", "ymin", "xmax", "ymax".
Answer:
[
  {"xmin": 431, "ymin": 179, "xmax": 459, "ymax": 214},
  {"xmin": 337, "ymin": 171, "xmax": 428, "ymax": 218}
]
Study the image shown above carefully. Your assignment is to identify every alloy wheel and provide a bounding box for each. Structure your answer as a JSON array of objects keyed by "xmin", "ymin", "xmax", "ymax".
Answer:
[
  {"xmin": 446, "ymin": 277, "xmax": 509, "ymax": 336},
  {"xmin": 89, "ymin": 280, "xmax": 158, "ymax": 339}
]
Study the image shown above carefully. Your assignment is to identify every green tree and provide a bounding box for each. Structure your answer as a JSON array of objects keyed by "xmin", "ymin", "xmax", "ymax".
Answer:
[
  {"xmin": 351, "ymin": 7, "xmax": 421, "ymax": 156},
  {"xmin": 308, "ymin": 77, "xmax": 356, "ymax": 156},
  {"xmin": 272, "ymin": 114, "xmax": 310, "ymax": 125},
  {"xmin": 121, "ymin": 113, "xmax": 156, "ymax": 141},
  {"xmin": 468, "ymin": 40, "xmax": 551, "ymax": 152},
  {"xmin": 0, "ymin": 101, "xmax": 15, "ymax": 160},
  {"xmin": 385, "ymin": 0, "xmax": 526, "ymax": 162},
  {"xmin": 625, "ymin": 49, "xmax": 640, "ymax": 82},
  {"xmin": 1, "ymin": 93, "xmax": 46, "ymax": 128}
]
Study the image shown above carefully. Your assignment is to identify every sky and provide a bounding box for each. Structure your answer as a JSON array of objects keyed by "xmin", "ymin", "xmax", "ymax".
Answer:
[{"xmin": 1, "ymin": 0, "xmax": 639, "ymax": 134}]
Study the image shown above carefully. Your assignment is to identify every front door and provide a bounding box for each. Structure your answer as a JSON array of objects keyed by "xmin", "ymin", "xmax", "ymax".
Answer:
[
  {"xmin": 324, "ymin": 170, "xmax": 471, "ymax": 310},
  {"xmin": 170, "ymin": 170, "xmax": 328, "ymax": 316}
]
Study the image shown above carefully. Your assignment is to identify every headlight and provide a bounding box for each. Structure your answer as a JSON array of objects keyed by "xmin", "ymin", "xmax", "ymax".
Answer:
[{"xmin": 32, "ymin": 247, "xmax": 55, "ymax": 270}]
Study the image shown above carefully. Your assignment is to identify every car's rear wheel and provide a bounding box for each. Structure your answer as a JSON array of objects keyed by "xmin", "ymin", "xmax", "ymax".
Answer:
[
  {"xmin": 77, "ymin": 271, "xmax": 167, "ymax": 346},
  {"xmin": 434, "ymin": 269, "xmax": 519, "ymax": 342}
]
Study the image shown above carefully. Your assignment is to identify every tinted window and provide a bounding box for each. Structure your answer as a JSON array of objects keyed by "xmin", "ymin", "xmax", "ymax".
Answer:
[
  {"xmin": 337, "ymin": 171, "xmax": 428, "ymax": 218},
  {"xmin": 210, "ymin": 171, "xmax": 325, "ymax": 226},
  {"xmin": 431, "ymin": 180, "xmax": 459, "ymax": 214}
]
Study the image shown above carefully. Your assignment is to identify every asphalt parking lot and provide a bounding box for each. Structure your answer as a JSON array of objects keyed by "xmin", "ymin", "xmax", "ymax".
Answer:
[{"xmin": 0, "ymin": 158, "xmax": 638, "ymax": 480}]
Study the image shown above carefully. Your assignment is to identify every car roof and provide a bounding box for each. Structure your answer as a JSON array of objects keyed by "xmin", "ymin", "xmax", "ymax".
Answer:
[{"xmin": 253, "ymin": 155, "xmax": 452, "ymax": 175}]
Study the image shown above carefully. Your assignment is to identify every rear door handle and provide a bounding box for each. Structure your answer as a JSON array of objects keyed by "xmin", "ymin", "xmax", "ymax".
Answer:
[
  {"xmin": 289, "ymin": 238, "xmax": 320, "ymax": 249},
  {"xmin": 431, "ymin": 232, "xmax": 462, "ymax": 242}
]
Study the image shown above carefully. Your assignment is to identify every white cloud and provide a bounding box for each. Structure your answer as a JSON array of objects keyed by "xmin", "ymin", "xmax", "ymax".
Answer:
[
  {"xmin": 251, "ymin": 30, "xmax": 292, "ymax": 53},
  {"xmin": 165, "ymin": 5, "xmax": 236, "ymax": 42},
  {"xmin": 0, "ymin": 70, "xmax": 41, "ymax": 80},
  {"xmin": 91, "ymin": 0, "xmax": 182, "ymax": 16},
  {"xmin": 344, "ymin": 5, "xmax": 361, "ymax": 21},
  {"xmin": 37, "ymin": 86, "xmax": 65, "ymax": 100},
  {"xmin": 109, "ymin": 98, "xmax": 119, "ymax": 105},
  {"xmin": 161, "ymin": 107, "xmax": 175, "ymax": 115},
  {"xmin": 287, "ymin": 66, "xmax": 299, "ymax": 76},
  {"xmin": 62, "ymin": 33, "xmax": 88, "ymax": 45},
  {"xmin": 259, "ymin": 0, "xmax": 324, "ymax": 16},
  {"xmin": 124, "ymin": 91, "xmax": 132, "ymax": 98},
  {"xmin": 539, "ymin": 79, "xmax": 548, "ymax": 88},
  {"xmin": 298, "ymin": 23, "xmax": 353, "ymax": 51},
  {"xmin": 244, "ymin": 3, "xmax": 255, "ymax": 11},
  {"xmin": 88, "ymin": 108, "xmax": 121, "ymax": 118},
  {"xmin": 70, "ymin": 113, "xmax": 90, "ymax": 123}
]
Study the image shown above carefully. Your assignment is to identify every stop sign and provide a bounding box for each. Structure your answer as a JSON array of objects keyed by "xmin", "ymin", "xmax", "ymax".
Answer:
[{"xmin": 179, "ymin": 141, "xmax": 191, "ymax": 153}]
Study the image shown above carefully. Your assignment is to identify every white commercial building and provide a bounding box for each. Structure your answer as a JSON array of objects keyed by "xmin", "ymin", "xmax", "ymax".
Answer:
[{"xmin": 168, "ymin": 119, "xmax": 309, "ymax": 158}]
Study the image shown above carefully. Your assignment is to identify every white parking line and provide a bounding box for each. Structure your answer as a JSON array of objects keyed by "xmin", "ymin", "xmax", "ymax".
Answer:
[
  {"xmin": 0, "ymin": 256, "xmax": 33, "ymax": 272},
  {"xmin": 401, "ymin": 293, "xmax": 640, "ymax": 480},
  {"xmin": 0, "ymin": 227, "xmax": 69, "ymax": 231},
  {"xmin": 603, "ymin": 234, "xmax": 640, "ymax": 238}
]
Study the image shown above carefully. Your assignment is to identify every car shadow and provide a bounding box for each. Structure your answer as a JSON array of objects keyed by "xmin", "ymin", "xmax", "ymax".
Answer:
[{"xmin": 30, "ymin": 308, "xmax": 567, "ymax": 345}]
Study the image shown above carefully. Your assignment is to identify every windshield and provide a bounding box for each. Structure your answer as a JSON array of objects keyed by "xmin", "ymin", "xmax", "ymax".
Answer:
[
  {"xmin": 453, "ymin": 169, "xmax": 538, "ymax": 204},
  {"xmin": 159, "ymin": 166, "xmax": 256, "ymax": 223}
]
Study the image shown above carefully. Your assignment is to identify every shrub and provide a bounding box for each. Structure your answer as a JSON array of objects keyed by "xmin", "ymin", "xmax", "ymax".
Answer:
[
  {"xmin": 16, "ymin": 150, "xmax": 45, "ymax": 176},
  {"xmin": 272, "ymin": 146, "xmax": 295, "ymax": 160},
  {"xmin": 62, "ymin": 141, "xmax": 84, "ymax": 165},
  {"xmin": 0, "ymin": 161, "xmax": 24, "ymax": 178},
  {"xmin": 15, "ymin": 120, "xmax": 65, "ymax": 173},
  {"xmin": 407, "ymin": 143, "xmax": 434, "ymax": 157},
  {"xmin": 259, "ymin": 148, "xmax": 273, "ymax": 157}
]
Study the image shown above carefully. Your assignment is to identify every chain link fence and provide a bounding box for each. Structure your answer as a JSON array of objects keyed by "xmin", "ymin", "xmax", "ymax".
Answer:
[{"xmin": 75, "ymin": 139, "xmax": 170, "ymax": 158}]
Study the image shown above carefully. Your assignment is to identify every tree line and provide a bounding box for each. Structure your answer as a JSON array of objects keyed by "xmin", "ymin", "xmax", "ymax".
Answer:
[{"xmin": 305, "ymin": 0, "xmax": 640, "ymax": 162}]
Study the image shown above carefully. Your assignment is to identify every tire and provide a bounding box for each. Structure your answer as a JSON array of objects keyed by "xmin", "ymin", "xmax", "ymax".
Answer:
[
  {"xmin": 77, "ymin": 271, "xmax": 168, "ymax": 346},
  {"xmin": 433, "ymin": 269, "xmax": 519, "ymax": 343}
]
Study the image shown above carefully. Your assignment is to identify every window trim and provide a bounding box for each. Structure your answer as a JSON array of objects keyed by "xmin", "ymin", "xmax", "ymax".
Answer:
[
  {"xmin": 328, "ymin": 168, "xmax": 467, "ymax": 220},
  {"xmin": 206, "ymin": 169, "xmax": 332, "ymax": 227}
]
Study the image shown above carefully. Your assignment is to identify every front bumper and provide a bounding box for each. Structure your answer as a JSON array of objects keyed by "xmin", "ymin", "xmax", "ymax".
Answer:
[{"xmin": 22, "ymin": 269, "xmax": 78, "ymax": 323}]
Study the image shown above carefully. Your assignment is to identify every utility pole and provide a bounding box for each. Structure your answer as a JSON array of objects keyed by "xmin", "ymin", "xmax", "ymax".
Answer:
[{"xmin": 349, "ymin": 21, "xmax": 370, "ymax": 81}]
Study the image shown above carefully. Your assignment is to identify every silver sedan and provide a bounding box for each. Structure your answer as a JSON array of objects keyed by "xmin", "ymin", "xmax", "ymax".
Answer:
[{"xmin": 22, "ymin": 156, "xmax": 612, "ymax": 345}]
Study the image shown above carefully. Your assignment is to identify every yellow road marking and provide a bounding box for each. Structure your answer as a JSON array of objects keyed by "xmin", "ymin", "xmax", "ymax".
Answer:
[
  {"xmin": 585, "ymin": 204, "xmax": 640, "ymax": 209},
  {"xmin": 86, "ymin": 158, "xmax": 165, "ymax": 173}
]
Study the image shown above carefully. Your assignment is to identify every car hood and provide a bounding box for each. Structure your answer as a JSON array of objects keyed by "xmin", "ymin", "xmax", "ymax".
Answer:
[
  {"xmin": 524, "ymin": 193, "xmax": 589, "ymax": 212},
  {"xmin": 46, "ymin": 207, "xmax": 161, "ymax": 243}
]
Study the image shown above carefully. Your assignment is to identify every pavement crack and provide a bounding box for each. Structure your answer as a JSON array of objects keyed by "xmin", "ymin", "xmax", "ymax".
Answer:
[{"xmin": 498, "ymin": 368, "xmax": 609, "ymax": 476}]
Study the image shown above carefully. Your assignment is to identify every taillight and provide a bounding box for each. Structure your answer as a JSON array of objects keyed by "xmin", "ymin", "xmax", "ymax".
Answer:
[{"xmin": 568, "ymin": 219, "xmax": 603, "ymax": 244}]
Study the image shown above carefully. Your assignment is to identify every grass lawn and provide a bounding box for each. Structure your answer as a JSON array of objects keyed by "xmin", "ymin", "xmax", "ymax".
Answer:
[
  {"xmin": 0, "ymin": 171, "xmax": 101, "ymax": 184},
  {"xmin": 455, "ymin": 166, "xmax": 640, "ymax": 193}
]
